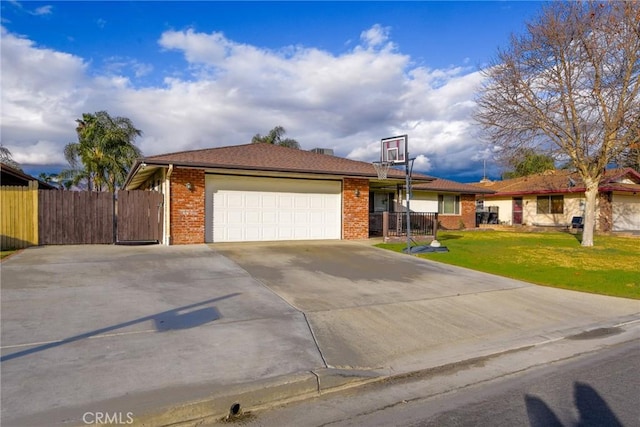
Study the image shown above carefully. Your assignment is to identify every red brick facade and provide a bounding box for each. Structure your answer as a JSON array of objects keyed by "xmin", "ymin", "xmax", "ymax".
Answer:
[
  {"xmin": 342, "ymin": 178, "xmax": 370, "ymax": 239},
  {"xmin": 437, "ymin": 194, "xmax": 476, "ymax": 230},
  {"xmin": 170, "ymin": 168, "xmax": 205, "ymax": 244},
  {"xmin": 168, "ymin": 172, "xmax": 372, "ymax": 244}
]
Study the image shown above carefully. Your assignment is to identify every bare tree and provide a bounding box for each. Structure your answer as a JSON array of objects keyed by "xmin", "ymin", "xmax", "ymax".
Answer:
[{"xmin": 474, "ymin": 1, "xmax": 640, "ymax": 246}]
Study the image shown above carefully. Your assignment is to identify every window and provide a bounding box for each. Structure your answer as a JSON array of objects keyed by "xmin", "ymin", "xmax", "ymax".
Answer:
[
  {"xmin": 537, "ymin": 195, "xmax": 564, "ymax": 214},
  {"xmin": 438, "ymin": 195, "xmax": 460, "ymax": 215}
]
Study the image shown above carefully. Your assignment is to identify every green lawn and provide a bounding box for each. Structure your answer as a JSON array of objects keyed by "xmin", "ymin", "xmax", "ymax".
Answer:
[
  {"xmin": 377, "ymin": 231, "xmax": 640, "ymax": 299},
  {"xmin": 1, "ymin": 250, "xmax": 18, "ymax": 260}
]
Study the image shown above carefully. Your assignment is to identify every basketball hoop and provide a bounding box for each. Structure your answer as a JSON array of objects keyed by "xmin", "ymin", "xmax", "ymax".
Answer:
[{"xmin": 373, "ymin": 161, "xmax": 391, "ymax": 179}]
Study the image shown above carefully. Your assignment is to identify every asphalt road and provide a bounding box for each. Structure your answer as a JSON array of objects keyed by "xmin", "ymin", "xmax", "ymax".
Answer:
[{"xmin": 215, "ymin": 338, "xmax": 640, "ymax": 427}]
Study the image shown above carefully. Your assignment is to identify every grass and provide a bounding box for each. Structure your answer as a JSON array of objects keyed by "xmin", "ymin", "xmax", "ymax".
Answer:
[
  {"xmin": 1, "ymin": 250, "xmax": 18, "ymax": 260},
  {"xmin": 377, "ymin": 231, "xmax": 640, "ymax": 300}
]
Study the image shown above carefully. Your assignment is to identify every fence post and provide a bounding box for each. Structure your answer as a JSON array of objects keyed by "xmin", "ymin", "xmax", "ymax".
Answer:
[
  {"xmin": 382, "ymin": 211, "xmax": 389, "ymax": 241},
  {"xmin": 434, "ymin": 213, "xmax": 438, "ymax": 241},
  {"xmin": 29, "ymin": 181, "xmax": 38, "ymax": 246}
]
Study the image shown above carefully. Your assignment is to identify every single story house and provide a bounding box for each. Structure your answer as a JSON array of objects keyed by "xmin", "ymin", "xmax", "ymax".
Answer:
[
  {"xmin": 475, "ymin": 168, "xmax": 640, "ymax": 232},
  {"xmin": 124, "ymin": 143, "xmax": 444, "ymax": 244},
  {"xmin": 376, "ymin": 178, "xmax": 495, "ymax": 230},
  {"xmin": 0, "ymin": 163, "xmax": 56, "ymax": 189}
]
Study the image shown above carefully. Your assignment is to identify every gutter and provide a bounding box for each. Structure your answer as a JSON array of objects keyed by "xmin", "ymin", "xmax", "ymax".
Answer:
[{"xmin": 163, "ymin": 164, "xmax": 173, "ymax": 246}]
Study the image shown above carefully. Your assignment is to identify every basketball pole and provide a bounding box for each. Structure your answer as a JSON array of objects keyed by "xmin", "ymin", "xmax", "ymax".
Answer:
[{"xmin": 405, "ymin": 156, "xmax": 415, "ymax": 254}]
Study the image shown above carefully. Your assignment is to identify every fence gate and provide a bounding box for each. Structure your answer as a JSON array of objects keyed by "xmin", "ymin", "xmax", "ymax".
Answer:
[{"xmin": 116, "ymin": 190, "xmax": 164, "ymax": 243}]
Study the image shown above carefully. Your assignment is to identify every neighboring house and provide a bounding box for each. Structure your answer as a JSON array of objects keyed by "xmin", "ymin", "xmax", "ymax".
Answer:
[
  {"xmin": 124, "ymin": 143, "xmax": 438, "ymax": 244},
  {"xmin": 404, "ymin": 178, "xmax": 495, "ymax": 230},
  {"xmin": 0, "ymin": 163, "xmax": 56, "ymax": 189},
  {"xmin": 475, "ymin": 168, "xmax": 640, "ymax": 232}
]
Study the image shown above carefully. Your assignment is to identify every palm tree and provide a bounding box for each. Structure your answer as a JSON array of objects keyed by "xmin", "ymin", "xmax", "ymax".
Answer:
[
  {"xmin": 0, "ymin": 145, "xmax": 21, "ymax": 170},
  {"xmin": 251, "ymin": 126, "xmax": 300, "ymax": 149},
  {"xmin": 63, "ymin": 111, "xmax": 142, "ymax": 191},
  {"xmin": 37, "ymin": 172, "xmax": 59, "ymax": 188}
]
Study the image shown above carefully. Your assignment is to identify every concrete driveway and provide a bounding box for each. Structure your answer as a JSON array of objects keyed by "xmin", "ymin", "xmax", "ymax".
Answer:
[
  {"xmin": 1, "ymin": 241, "xmax": 638, "ymax": 426},
  {"xmin": 214, "ymin": 241, "xmax": 640, "ymax": 372},
  {"xmin": 1, "ymin": 244, "xmax": 322, "ymax": 426}
]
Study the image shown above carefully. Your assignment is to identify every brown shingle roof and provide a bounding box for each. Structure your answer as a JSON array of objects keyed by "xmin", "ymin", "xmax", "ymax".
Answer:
[
  {"xmin": 135, "ymin": 143, "xmax": 435, "ymax": 181},
  {"xmin": 0, "ymin": 163, "xmax": 56, "ymax": 189},
  {"xmin": 413, "ymin": 177, "xmax": 495, "ymax": 194},
  {"xmin": 475, "ymin": 168, "xmax": 640, "ymax": 195}
]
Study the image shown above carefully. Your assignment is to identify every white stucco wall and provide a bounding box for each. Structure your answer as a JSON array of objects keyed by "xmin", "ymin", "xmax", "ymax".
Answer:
[
  {"xmin": 406, "ymin": 191, "xmax": 438, "ymax": 213},
  {"xmin": 483, "ymin": 194, "xmax": 586, "ymax": 226},
  {"xmin": 482, "ymin": 197, "xmax": 513, "ymax": 224}
]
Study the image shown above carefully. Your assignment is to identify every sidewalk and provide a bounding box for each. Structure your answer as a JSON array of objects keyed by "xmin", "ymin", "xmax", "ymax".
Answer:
[{"xmin": 1, "ymin": 242, "xmax": 638, "ymax": 426}]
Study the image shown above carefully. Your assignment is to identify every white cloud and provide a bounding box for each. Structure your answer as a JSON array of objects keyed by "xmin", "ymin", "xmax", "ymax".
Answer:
[
  {"xmin": 360, "ymin": 24, "xmax": 392, "ymax": 49},
  {"xmin": 0, "ymin": 25, "xmax": 488, "ymax": 181},
  {"xmin": 0, "ymin": 27, "xmax": 88, "ymax": 156},
  {"xmin": 32, "ymin": 5, "xmax": 53, "ymax": 16}
]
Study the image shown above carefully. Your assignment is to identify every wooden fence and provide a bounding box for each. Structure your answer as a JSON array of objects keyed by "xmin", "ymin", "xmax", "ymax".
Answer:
[
  {"xmin": 116, "ymin": 190, "xmax": 164, "ymax": 243},
  {"xmin": 39, "ymin": 190, "xmax": 115, "ymax": 245},
  {"xmin": 1, "ymin": 181, "xmax": 39, "ymax": 249},
  {"xmin": 1, "ymin": 186, "xmax": 163, "ymax": 249}
]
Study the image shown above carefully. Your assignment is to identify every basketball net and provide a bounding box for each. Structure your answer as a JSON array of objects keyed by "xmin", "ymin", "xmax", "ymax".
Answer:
[{"xmin": 373, "ymin": 161, "xmax": 391, "ymax": 179}]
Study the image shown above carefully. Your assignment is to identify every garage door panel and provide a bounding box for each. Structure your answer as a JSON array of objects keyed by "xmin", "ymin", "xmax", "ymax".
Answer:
[
  {"xmin": 245, "ymin": 211, "xmax": 260, "ymax": 224},
  {"xmin": 293, "ymin": 211, "xmax": 308, "ymax": 224},
  {"xmin": 262, "ymin": 195, "xmax": 277, "ymax": 208},
  {"xmin": 612, "ymin": 194, "xmax": 640, "ymax": 231},
  {"xmin": 279, "ymin": 196, "xmax": 294, "ymax": 209},
  {"xmin": 227, "ymin": 194, "xmax": 244, "ymax": 208},
  {"xmin": 206, "ymin": 175, "xmax": 341, "ymax": 242},
  {"xmin": 262, "ymin": 211, "xmax": 277, "ymax": 223}
]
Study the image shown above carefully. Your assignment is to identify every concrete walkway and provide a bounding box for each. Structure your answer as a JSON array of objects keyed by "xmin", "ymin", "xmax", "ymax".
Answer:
[{"xmin": 1, "ymin": 242, "xmax": 638, "ymax": 426}]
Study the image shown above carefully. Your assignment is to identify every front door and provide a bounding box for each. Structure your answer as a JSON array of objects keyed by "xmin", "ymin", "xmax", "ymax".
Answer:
[{"xmin": 513, "ymin": 197, "xmax": 523, "ymax": 225}]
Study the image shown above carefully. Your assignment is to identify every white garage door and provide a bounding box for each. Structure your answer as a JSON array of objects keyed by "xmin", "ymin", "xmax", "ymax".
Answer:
[
  {"xmin": 612, "ymin": 194, "xmax": 640, "ymax": 231},
  {"xmin": 205, "ymin": 175, "xmax": 342, "ymax": 242}
]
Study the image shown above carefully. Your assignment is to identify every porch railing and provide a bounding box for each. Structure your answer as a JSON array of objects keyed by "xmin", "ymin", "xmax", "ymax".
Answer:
[{"xmin": 369, "ymin": 212, "xmax": 438, "ymax": 239}]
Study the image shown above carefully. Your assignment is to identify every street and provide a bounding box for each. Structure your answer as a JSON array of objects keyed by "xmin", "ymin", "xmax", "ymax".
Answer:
[{"xmin": 216, "ymin": 338, "xmax": 639, "ymax": 427}]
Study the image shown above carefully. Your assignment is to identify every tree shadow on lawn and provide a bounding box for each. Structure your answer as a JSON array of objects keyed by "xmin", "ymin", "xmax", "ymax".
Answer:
[{"xmin": 434, "ymin": 233, "xmax": 465, "ymax": 241}]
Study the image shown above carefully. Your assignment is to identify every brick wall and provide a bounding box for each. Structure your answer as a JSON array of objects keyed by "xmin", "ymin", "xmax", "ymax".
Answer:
[
  {"xmin": 343, "ymin": 178, "xmax": 369, "ymax": 239},
  {"xmin": 170, "ymin": 168, "xmax": 205, "ymax": 244},
  {"xmin": 438, "ymin": 194, "xmax": 477, "ymax": 230},
  {"xmin": 460, "ymin": 194, "xmax": 477, "ymax": 228}
]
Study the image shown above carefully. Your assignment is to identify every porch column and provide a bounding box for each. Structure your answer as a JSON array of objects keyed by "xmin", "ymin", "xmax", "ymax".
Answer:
[{"xmin": 343, "ymin": 178, "xmax": 369, "ymax": 239}]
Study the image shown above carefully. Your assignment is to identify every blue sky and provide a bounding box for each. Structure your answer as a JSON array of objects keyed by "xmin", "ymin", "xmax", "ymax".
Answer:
[{"xmin": 1, "ymin": 1, "xmax": 546, "ymax": 182}]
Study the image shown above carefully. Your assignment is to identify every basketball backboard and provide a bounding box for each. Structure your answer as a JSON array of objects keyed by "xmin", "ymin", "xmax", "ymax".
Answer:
[{"xmin": 380, "ymin": 135, "xmax": 408, "ymax": 164}]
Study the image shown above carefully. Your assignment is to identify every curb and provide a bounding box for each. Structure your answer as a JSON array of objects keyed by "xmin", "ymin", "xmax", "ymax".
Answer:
[
  {"xmin": 133, "ymin": 369, "xmax": 382, "ymax": 427},
  {"xmin": 129, "ymin": 318, "xmax": 640, "ymax": 427}
]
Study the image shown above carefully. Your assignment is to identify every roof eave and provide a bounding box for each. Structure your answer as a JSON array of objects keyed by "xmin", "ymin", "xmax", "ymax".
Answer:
[{"xmin": 129, "ymin": 159, "xmax": 435, "ymax": 183}]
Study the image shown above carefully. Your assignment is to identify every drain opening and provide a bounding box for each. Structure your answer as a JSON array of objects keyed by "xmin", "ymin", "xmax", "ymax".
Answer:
[{"xmin": 229, "ymin": 402, "xmax": 241, "ymax": 417}]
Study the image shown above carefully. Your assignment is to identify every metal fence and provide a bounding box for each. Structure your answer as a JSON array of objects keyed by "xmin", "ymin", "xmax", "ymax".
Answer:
[{"xmin": 369, "ymin": 212, "xmax": 438, "ymax": 238}]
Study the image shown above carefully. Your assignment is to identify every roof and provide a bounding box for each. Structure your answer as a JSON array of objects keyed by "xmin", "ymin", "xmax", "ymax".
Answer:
[
  {"xmin": 125, "ymin": 143, "xmax": 436, "ymax": 189},
  {"xmin": 0, "ymin": 163, "xmax": 56, "ymax": 189},
  {"xmin": 412, "ymin": 177, "xmax": 495, "ymax": 194},
  {"xmin": 475, "ymin": 168, "xmax": 640, "ymax": 196}
]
